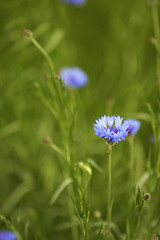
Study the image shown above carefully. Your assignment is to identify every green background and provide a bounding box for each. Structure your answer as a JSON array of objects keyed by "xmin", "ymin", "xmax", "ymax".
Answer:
[{"xmin": 0, "ymin": 0, "xmax": 158, "ymax": 239}]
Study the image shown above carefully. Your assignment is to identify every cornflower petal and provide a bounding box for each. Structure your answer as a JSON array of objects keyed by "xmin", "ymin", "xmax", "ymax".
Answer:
[
  {"xmin": 0, "ymin": 231, "xmax": 17, "ymax": 240},
  {"xmin": 61, "ymin": 0, "xmax": 86, "ymax": 4},
  {"xmin": 127, "ymin": 119, "xmax": 141, "ymax": 135},
  {"xmin": 94, "ymin": 115, "xmax": 129, "ymax": 145},
  {"xmin": 60, "ymin": 67, "xmax": 88, "ymax": 88}
]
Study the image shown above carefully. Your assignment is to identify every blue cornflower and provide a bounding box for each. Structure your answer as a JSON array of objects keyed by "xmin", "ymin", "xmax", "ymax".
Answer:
[
  {"xmin": 61, "ymin": 0, "xmax": 86, "ymax": 5},
  {"xmin": 94, "ymin": 115, "xmax": 129, "ymax": 145},
  {"xmin": 60, "ymin": 67, "xmax": 88, "ymax": 88},
  {"xmin": 0, "ymin": 231, "xmax": 17, "ymax": 240},
  {"xmin": 127, "ymin": 119, "xmax": 141, "ymax": 135},
  {"xmin": 150, "ymin": 135, "xmax": 155, "ymax": 144}
]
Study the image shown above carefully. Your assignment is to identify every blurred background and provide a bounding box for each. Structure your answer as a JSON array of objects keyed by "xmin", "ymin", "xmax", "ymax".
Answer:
[{"xmin": 0, "ymin": 0, "xmax": 159, "ymax": 239}]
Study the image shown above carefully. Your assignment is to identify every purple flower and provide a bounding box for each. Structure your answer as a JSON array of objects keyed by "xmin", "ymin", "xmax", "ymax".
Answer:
[
  {"xmin": 61, "ymin": 0, "xmax": 86, "ymax": 5},
  {"xmin": 60, "ymin": 67, "xmax": 88, "ymax": 88},
  {"xmin": 0, "ymin": 231, "xmax": 17, "ymax": 240},
  {"xmin": 94, "ymin": 115, "xmax": 129, "ymax": 145},
  {"xmin": 127, "ymin": 119, "xmax": 141, "ymax": 135}
]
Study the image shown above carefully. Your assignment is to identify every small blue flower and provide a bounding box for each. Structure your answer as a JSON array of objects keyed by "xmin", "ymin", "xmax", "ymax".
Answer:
[
  {"xmin": 0, "ymin": 231, "xmax": 17, "ymax": 240},
  {"xmin": 61, "ymin": 0, "xmax": 86, "ymax": 5},
  {"xmin": 127, "ymin": 119, "xmax": 141, "ymax": 135},
  {"xmin": 150, "ymin": 135, "xmax": 155, "ymax": 144},
  {"xmin": 60, "ymin": 67, "xmax": 88, "ymax": 88},
  {"xmin": 94, "ymin": 115, "xmax": 129, "ymax": 145}
]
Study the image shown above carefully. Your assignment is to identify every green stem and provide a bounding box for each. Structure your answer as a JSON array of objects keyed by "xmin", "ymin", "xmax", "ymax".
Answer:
[
  {"xmin": 151, "ymin": 3, "xmax": 160, "ymax": 94},
  {"xmin": 36, "ymin": 86, "xmax": 57, "ymax": 118},
  {"xmin": 67, "ymin": 185, "xmax": 79, "ymax": 240},
  {"xmin": 129, "ymin": 138, "xmax": 135, "ymax": 184},
  {"xmin": 30, "ymin": 37, "xmax": 56, "ymax": 76},
  {"xmin": 64, "ymin": 140, "xmax": 79, "ymax": 240},
  {"xmin": 30, "ymin": 37, "xmax": 62, "ymax": 103},
  {"xmin": 84, "ymin": 215, "xmax": 90, "ymax": 240},
  {"xmin": 107, "ymin": 145, "xmax": 112, "ymax": 238},
  {"xmin": 152, "ymin": 5, "xmax": 160, "ymax": 48}
]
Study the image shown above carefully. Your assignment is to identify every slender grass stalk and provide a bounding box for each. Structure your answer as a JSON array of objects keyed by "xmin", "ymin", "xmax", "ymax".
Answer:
[
  {"xmin": 27, "ymin": 34, "xmax": 79, "ymax": 240},
  {"xmin": 107, "ymin": 145, "xmax": 112, "ymax": 239},
  {"xmin": 35, "ymin": 84, "xmax": 57, "ymax": 118},
  {"xmin": 151, "ymin": 2, "xmax": 160, "ymax": 94},
  {"xmin": 129, "ymin": 138, "xmax": 134, "ymax": 183},
  {"xmin": 30, "ymin": 37, "xmax": 56, "ymax": 76},
  {"xmin": 150, "ymin": 3, "xmax": 160, "ymax": 175},
  {"xmin": 30, "ymin": 36, "xmax": 62, "ymax": 103},
  {"xmin": 152, "ymin": 4, "xmax": 160, "ymax": 49}
]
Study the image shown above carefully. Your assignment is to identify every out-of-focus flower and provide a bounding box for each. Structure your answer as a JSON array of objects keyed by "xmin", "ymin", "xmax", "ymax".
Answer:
[
  {"xmin": 60, "ymin": 67, "xmax": 88, "ymax": 88},
  {"xmin": 150, "ymin": 135, "xmax": 155, "ymax": 144},
  {"xmin": 127, "ymin": 119, "xmax": 141, "ymax": 135},
  {"xmin": 94, "ymin": 115, "xmax": 129, "ymax": 145},
  {"xmin": 0, "ymin": 231, "xmax": 17, "ymax": 240},
  {"xmin": 61, "ymin": 0, "xmax": 86, "ymax": 5}
]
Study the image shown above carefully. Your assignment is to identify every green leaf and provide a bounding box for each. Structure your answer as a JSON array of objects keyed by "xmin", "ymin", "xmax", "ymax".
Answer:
[
  {"xmin": 50, "ymin": 178, "xmax": 73, "ymax": 205},
  {"xmin": 78, "ymin": 162, "xmax": 92, "ymax": 176},
  {"xmin": 87, "ymin": 158, "xmax": 103, "ymax": 173},
  {"xmin": 45, "ymin": 29, "xmax": 65, "ymax": 53},
  {"xmin": 96, "ymin": 222, "xmax": 103, "ymax": 240},
  {"xmin": 1, "ymin": 184, "xmax": 31, "ymax": 215},
  {"xmin": 136, "ymin": 186, "xmax": 144, "ymax": 214},
  {"xmin": 49, "ymin": 142, "xmax": 64, "ymax": 157}
]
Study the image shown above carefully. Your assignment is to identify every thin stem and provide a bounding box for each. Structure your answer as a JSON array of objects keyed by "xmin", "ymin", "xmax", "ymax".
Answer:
[
  {"xmin": 151, "ymin": 3, "xmax": 160, "ymax": 94},
  {"xmin": 64, "ymin": 140, "xmax": 79, "ymax": 240},
  {"xmin": 107, "ymin": 145, "xmax": 112, "ymax": 238},
  {"xmin": 84, "ymin": 215, "xmax": 90, "ymax": 240},
  {"xmin": 30, "ymin": 37, "xmax": 62, "ymax": 103},
  {"xmin": 67, "ymin": 187, "xmax": 79, "ymax": 240},
  {"xmin": 129, "ymin": 138, "xmax": 135, "ymax": 184},
  {"xmin": 30, "ymin": 37, "xmax": 56, "ymax": 76},
  {"xmin": 36, "ymin": 86, "xmax": 57, "ymax": 118},
  {"xmin": 152, "ymin": 5, "xmax": 160, "ymax": 48}
]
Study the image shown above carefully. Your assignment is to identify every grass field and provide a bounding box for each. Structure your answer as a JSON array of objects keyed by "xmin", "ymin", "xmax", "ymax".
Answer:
[{"xmin": 0, "ymin": 0, "xmax": 160, "ymax": 239}]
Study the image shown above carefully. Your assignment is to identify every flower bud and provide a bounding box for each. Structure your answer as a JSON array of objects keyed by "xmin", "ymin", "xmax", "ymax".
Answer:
[
  {"xmin": 34, "ymin": 82, "xmax": 39, "ymax": 88},
  {"xmin": 42, "ymin": 73, "xmax": 50, "ymax": 81},
  {"xmin": 157, "ymin": 79, "xmax": 160, "ymax": 85},
  {"xmin": 146, "ymin": 103, "xmax": 151, "ymax": 111},
  {"xmin": 55, "ymin": 75, "xmax": 60, "ymax": 81},
  {"xmin": 43, "ymin": 137, "xmax": 51, "ymax": 144},
  {"xmin": 150, "ymin": 37, "xmax": 156, "ymax": 44},
  {"xmin": 24, "ymin": 29, "xmax": 33, "ymax": 39},
  {"xmin": 144, "ymin": 193, "xmax": 151, "ymax": 201},
  {"xmin": 152, "ymin": 234, "xmax": 159, "ymax": 240},
  {"xmin": 107, "ymin": 96, "xmax": 114, "ymax": 105},
  {"xmin": 148, "ymin": 0, "xmax": 158, "ymax": 6},
  {"xmin": 94, "ymin": 210, "xmax": 101, "ymax": 219}
]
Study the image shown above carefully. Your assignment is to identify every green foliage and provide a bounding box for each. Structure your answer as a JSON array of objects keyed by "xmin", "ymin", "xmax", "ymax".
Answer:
[
  {"xmin": 0, "ymin": 0, "xmax": 160, "ymax": 239},
  {"xmin": 136, "ymin": 186, "xmax": 144, "ymax": 214}
]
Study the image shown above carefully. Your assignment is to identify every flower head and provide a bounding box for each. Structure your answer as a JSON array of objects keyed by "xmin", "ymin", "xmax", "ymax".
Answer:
[
  {"xmin": 94, "ymin": 115, "xmax": 129, "ymax": 145},
  {"xmin": 127, "ymin": 119, "xmax": 141, "ymax": 135},
  {"xmin": 60, "ymin": 67, "xmax": 88, "ymax": 88},
  {"xmin": 0, "ymin": 231, "xmax": 17, "ymax": 240},
  {"xmin": 61, "ymin": 0, "xmax": 86, "ymax": 5}
]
